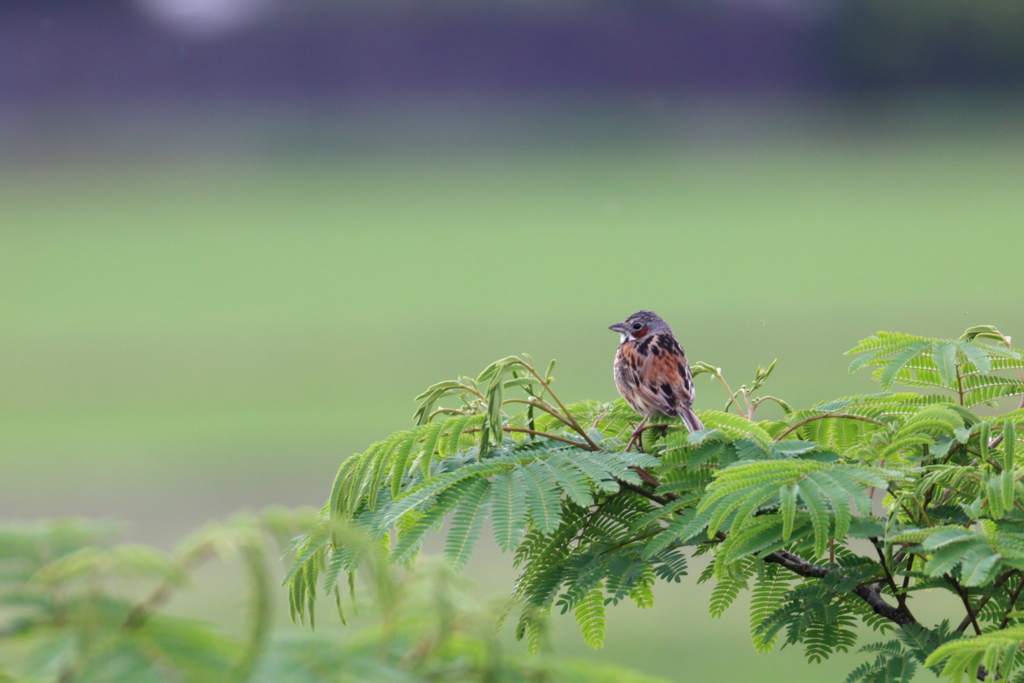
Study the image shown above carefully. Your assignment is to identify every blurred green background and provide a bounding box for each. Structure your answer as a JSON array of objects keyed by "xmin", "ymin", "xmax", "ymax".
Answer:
[{"xmin": 3, "ymin": 105, "xmax": 1024, "ymax": 680}]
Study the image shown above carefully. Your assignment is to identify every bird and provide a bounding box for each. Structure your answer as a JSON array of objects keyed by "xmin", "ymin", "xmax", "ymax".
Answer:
[{"xmin": 609, "ymin": 310, "xmax": 704, "ymax": 450}]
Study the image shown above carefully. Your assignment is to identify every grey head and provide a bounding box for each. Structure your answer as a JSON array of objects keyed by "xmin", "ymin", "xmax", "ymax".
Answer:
[{"xmin": 608, "ymin": 310, "xmax": 673, "ymax": 343}]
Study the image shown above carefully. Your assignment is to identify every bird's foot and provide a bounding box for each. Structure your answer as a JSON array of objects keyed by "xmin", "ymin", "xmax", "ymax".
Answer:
[{"xmin": 625, "ymin": 418, "xmax": 649, "ymax": 452}]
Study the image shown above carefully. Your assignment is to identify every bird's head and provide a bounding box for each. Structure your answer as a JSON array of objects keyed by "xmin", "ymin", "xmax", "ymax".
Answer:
[{"xmin": 609, "ymin": 310, "xmax": 672, "ymax": 343}]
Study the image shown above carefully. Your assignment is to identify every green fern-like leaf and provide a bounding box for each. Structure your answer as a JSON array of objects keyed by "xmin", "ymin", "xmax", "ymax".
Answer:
[
  {"xmin": 574, "ymin": 587, "xmax": 607, "ymax": 649},
  {"xmin": 876, "ymin": 342, "xmax": 934, "ymax": 391},
  {"xmin": 700, "ymin": 411, "xmax": 774, "ymax": 444},
  {"xmin": 388, "ymin": 431, "xmax": 418, "ymax": 500},
  {"xmin": 629, "ymin": 565, "xmax": 656, "ymax": 609},
  {"xmin": 542, "ymin": 457, "xmax": 594, "ymax": 508},
  {"xmin": 709, "ymin": 572, "xmax": 746, "ymax": 618},
  {"xmin": 563, "ymin": 452, "xmax": 622, "ymax": 493},
  {"xmin": 846, "ymin": 331, "xmax": 934, "ymax": 362},
  {"xmin": 286, "ymin": 533, "xmax": 327, "ymax": 627},
  {"xmin": 798, "ymin": 477, "xmax": 834, "ymax": 559},
  {"xmin": 443, "ymin": 415, "xmax": 474, "ymax": 458},
  {"xmin": 393, "ymin": 479, "xmax": 476, "ymax": 563},
  {"xmin": 415, "ymin": 420, "xmax": 445, "ymax": 479},
  {"xmin": 803, "ymin": 604, "xmax": 858, "ymax": 663},
  {"xmin": 518, "ymin": 463, "xmax": 563, "ymax": 534},
  {"xmin": 926, "ymin": 626, "xmax": 1024, "ymax": 683},
  {"xmin": 750, "ymin": 562, "xmax": 792, "ymax": 653},
  {"xmin": 489, "ymin": 470, "xmax": 528, "ymax": 552},
  {"xmin": 933, "ymin": 342, "xmax": 959, "ymax": 388},
  {"xmin": 366, "ymin": 434, "xmax": 402, "ymax": 512},
  {"xmin": 515, "ymin": 606, "xmax": 550, "ymax": 655},
  {"xmin": 443, "ymin": 478, "xmax": 491, "ymax": 571}
]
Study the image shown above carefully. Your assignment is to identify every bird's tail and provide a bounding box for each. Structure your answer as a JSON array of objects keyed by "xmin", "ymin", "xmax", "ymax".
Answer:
[{"xmin": 680, "ymin": 405, "xmax": 705, "ymax": 433}]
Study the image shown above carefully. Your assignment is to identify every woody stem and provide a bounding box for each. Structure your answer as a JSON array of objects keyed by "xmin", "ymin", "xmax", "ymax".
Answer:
[{"xmin": 521, "ymin": 363, "xmax": 600, "ymax": 450}]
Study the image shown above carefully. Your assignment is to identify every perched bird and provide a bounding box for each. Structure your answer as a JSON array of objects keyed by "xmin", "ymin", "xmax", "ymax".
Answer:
[{"xmin": 610, "ymin": 310, "xmax": 704, "ymax": 449}]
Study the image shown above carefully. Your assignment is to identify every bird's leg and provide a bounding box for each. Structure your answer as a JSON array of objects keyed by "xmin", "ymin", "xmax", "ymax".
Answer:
[{"xmin": 626, "ymin": 416, "xmax": 649, "ymax": 452}]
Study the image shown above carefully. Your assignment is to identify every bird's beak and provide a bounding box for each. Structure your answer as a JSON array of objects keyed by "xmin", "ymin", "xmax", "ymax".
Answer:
[{"xmin": 609, "ymin": 322, "xmax": 628, "ymax": 334}]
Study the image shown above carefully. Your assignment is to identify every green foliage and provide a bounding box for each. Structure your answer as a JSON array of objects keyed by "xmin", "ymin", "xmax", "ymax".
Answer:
[
  {"xmin": 0, "ymin": 512, "xmax": 289, "ymax": 683},
  {"xmin": 0, "ymin": 513, "xmax": 671, "ymax": 683},
  {"xmin": 750, "ymin": 562, "xmax": 793, "ymax": 653},
  {"xmin": 573, "ymin": 587, "xmax": 607, "ymax": 649},
  {"xmin": 846, "ymin": 329, "xmax": 1024, "ymax": 406},
  {"xmin": 286, "ymin": 325, "xmax": 1024, "ymax": 683}
]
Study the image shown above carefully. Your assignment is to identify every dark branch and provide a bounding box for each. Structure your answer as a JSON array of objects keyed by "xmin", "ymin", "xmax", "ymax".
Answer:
[
  {"xmin": 956, "ymin": 571, "xmax": 1016, "ymax": 632},
  {"xmin": 998, "ymin": 573, "xmax": 1024, "ymax": 629},
  {"xmin": 610, "ymin": 453, "xmax": 921, "ymax": 630},
  {"xmin": 873, "ymin": 541, "xmax": 902, "ymax": 600},
  {"xmin": 617, "ymin": 480, "xmax": 673, "ymax": 506},
  {"xmin": 613, "ymin": 468, "xmax": 920, "ymax": 629},
  {"xmin": 947, "ymin": 575, "xmax": 982, "ymax": 636},
  {"xmin": 762, "ymin": 550, "xmax": 917, "ymax": 627}
]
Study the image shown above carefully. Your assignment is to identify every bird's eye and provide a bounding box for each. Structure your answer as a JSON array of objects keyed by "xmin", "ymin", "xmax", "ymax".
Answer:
[{"xmin": 631, "ymin": 322, "xmax": 643, "ymax": 331}]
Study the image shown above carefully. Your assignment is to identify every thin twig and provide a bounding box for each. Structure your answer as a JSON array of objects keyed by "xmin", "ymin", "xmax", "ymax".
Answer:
[
  {"xmin": 948, "ymin": 575, "xmax": 982, "ymax": 636},
  {"xmin": 998, "ymin": 573, "xmax": 1024, "ymax": 629},
  {"xmin": 573, "ymin": 497, "xmax": 613, "ymax": 550},
  {"xmin": 519, "ymin": 363, "xmax": 600, "ymax": 450},
  {"xmin": 955, "ymin": 363, "xmax": 966, "ymax": 406},
  {"xmin": 500, "ymin": 427, "xmax": 590, "ymax": 448},
  {"xmin": 902, "ymin": 554, "xmax": 915, "ymax": 593},
  {"xmin": 991, "ymin": 401, "xmax": 1024, "ymax": 450},
  {"xmin": 617, "ymin": 480, "xmax": 673, "ymax": 506},
  {"xmin": 954, "ymin": 569, "xmax": 1013, "ymax": 631},
  {"xmin": 503, "ymin": 398, "xmax": 576, "ymax": 430},
  {"xmin": 774, "ymin": 413, "xmax": 885, "ymax": 442},
  {"xmin": 872, "ymin": 540, "xmax": 902, "ymax": 599},
  {"xmin": 428, "ymin": 407, "xmax": 473, "ymax": 420},
  {"xmin": 602, "ymin": 528, "xmax": 666, "ymax": 554},
  {"xmin": 711, "ymin": 372, "xmax": 744, "ymax": 417}
]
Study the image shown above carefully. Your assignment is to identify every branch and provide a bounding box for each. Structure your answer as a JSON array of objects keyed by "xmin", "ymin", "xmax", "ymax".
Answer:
[
  {"xmin": 957, "ymin": 571, "xmax": 1015, "ymax": 632},
  {"xmin": 902, "ymin": 554, "xmax": 914, "ymax": 592},
  {"xmin": 774, "ymin": 413, "xmax": 885, "ymax": 442},
  {"xmin": 948, "ymin": 575, "xmax": 982, "ymax": 636},
  {"xmin": 501, "ymin": 426, "xmax": 591, "ymax": 448},
  {"xmin": 998, "ymin": 573, "xmax": 1024, "ymax": 629},
  {"xmin": 617, "ymin": 480, "xmax": 673, "ymax": 506},
  {"xmin": 762, "ymin": 550, "xmax": 917, "ymax": 627},
  {"xmin": 955, "ymin": 362, "xmax": 966, "ymax": 406},
  {"xmin": 503, "ymin": 398, "xmax": 577, "ymax": 431},
  {"xmin": 466, "ymin": 425, "xmax": 592, "ymax": 448},
  {"xmin": 615, "ymin": 468, "xmax": 918, "ymax": 629},
  {"xmin": 705, "ymin": 370, "xmax": 742, "ymax": 416},
  {"xmin": 989, "ymin": 398, "xmax": 1024, "ymax": 449},
  {"xmin": 428, "ymin": 407, "xmax": 473, "ymax": 420},
  {"xmin": 603, "ymin": 528, "xmax": 666, "ymax": 554},
  {"xmin": 872, "ymin": 540, "xmax": 905, "ymax": 609},
  {"xmin": 518, "ymin": 363, "xmax": 601, "ymax": 450}
]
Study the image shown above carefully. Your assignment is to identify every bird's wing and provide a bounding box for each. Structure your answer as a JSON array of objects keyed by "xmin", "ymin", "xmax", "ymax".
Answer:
[{"xmin": 630, "ymin": 334, "xmax": 696, "ymax": 418}]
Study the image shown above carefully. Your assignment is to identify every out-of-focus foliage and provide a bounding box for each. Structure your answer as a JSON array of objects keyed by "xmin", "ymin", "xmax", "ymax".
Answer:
[
  {"xmin": 287, "ymin": 325, "xmax": 1024, "ymax": 683},
  {"xmin": 261, "ymin": 537, "xmax": 671, "ymax": 683},
  {"xmin": 0, "ymin": 512, "xmax": 283, "ymax": 683},
  {"xmin": 832, "ymin": 0, "xmax": 1024, "ymax": 84},
  {"xmin": 0, "ymin": 511, "xmax": 669, "ymax": 683}
]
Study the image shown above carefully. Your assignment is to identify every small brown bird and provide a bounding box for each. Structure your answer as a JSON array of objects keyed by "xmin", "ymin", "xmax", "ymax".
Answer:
[{"xmin": 610, "ymin": 310, "xmax": 704, "ymax": 448}]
